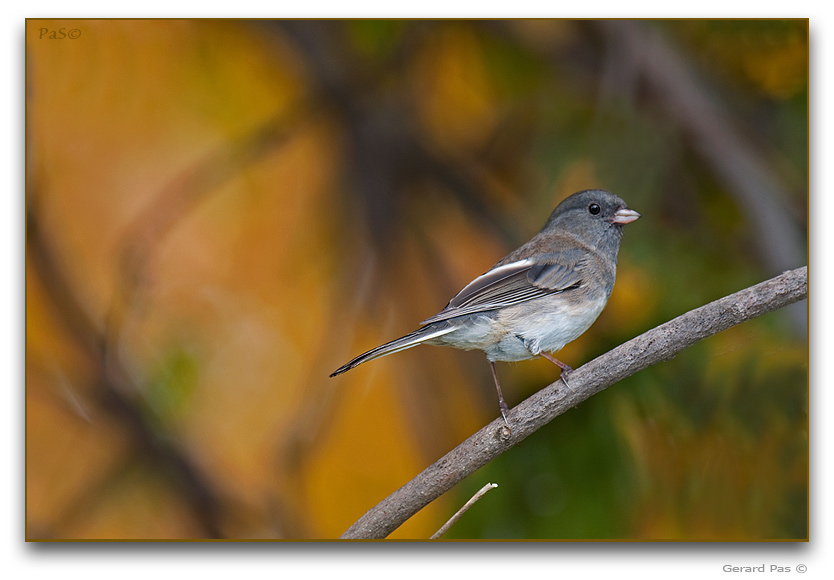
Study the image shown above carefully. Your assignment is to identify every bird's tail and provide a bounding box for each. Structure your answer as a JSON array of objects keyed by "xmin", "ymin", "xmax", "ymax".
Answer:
[{"xmin": 329, "ymin": 324, "xmax": 456, "ymax": 377}]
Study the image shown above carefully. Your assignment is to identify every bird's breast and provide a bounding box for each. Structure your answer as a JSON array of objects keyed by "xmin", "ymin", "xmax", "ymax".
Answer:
[
  {"xmin": 424, "ymin": 282, "xmax": 612, "ymax": 362},
  {"xmin": 488, "ymin": 290, "xmax": 609, "ymax": 361}
]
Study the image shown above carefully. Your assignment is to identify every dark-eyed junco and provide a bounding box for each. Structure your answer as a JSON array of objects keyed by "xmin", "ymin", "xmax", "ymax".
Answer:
[{"xmin": 330, "ymin": 189, "xmax": 640, "ymax": 424}]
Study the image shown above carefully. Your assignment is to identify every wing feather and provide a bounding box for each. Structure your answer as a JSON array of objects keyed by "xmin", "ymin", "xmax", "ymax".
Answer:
[{"xmin": 420, "ymin": 256, "xmax": 584, "ymax": 325}]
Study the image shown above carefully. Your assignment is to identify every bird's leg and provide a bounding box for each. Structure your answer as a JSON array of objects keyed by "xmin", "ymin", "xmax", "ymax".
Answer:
[
  {"xmin": 489, "ymin": 361, "xmax": 511, "ymax": 427},
  {"xmin": 539, "ymin": 351, "xmax": 572, "ymax": 372},
  {"xmin": 539, "ymin": 352, "xmax": 575, "ymax": 393}
]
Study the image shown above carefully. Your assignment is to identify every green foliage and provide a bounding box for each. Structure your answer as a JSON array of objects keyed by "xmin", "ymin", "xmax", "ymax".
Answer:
[{"xmin": 144, "ymin": 344, "xmax": 200, "ymax": 426}]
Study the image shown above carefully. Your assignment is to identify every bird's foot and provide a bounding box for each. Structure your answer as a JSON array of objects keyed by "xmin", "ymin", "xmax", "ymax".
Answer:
[
  {"xmin": 560, "ymin": 369, "xmax": 576, "ymax": 393},
  {"xmin": 499, "ymin": 400, "xmax": 511, "ymax": 428},
  {"xmin": 539, "ymin": 352, "xmax": 576, "ymax": 393}
]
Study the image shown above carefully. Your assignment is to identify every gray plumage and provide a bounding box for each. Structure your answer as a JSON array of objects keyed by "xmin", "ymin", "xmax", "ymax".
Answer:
[{"xmin": 330, "ymin": 189, "xmax": 640, "ymax": 421}]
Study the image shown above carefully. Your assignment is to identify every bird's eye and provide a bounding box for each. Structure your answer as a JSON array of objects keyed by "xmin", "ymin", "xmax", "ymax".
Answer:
[{"xmin": 588, "ymin": 203, "xmax": 601, "ymax": 215}]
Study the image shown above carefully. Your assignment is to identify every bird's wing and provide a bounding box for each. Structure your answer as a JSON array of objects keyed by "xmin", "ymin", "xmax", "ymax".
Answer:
[{"xmin": 419, "ymin": 256, "xmax": 584, "ymax": 325}]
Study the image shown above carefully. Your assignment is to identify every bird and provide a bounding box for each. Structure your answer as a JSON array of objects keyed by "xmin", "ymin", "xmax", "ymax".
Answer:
[{"xmin": 330, "ymin": 189, "xmax": 640, "ymax": 425}]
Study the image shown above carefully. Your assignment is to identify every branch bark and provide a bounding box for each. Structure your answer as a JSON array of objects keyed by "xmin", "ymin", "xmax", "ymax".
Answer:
[{"xmin": 340, "ymin": 266, "xmax": 808, "ymax": 539}]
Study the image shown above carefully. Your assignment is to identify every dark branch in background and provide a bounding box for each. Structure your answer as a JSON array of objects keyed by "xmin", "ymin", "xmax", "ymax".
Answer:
[
  {"xmin": 595, "ymin": 20, "xmax": 807, "ymax": 334},
  {"xmin": 26, "ymin": 204, "xmax": 226, "ymax": 538},
  {"xmin": 108, "ymin": 106, "xmax": 314, "ymax": 343},
  {"xmin": 267, "ymin": 20, "xmax": 520, "ymax": 255},
  {"xmin": 340, "ymin": 266, "xmax": 807, "ymax": 539},
  {"xmin": 26, "ymin": 104, "xmax": 311, "ymax": 538}
]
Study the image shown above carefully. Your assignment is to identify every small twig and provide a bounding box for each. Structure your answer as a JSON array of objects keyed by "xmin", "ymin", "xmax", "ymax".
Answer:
[{"xmin": 430, "ymin": 482, "xmax": 498, "ymax": 539}]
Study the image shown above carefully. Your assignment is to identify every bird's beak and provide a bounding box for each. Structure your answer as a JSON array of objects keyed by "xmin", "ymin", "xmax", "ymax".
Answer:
[{"xmin": 611, "ymin": 208, "xmax": 641, "ymax": 225}]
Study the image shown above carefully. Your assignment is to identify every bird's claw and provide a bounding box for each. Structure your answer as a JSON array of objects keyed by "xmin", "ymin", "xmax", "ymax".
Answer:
[{"xmin": 560, "ymin": 369, "xmax": 576, "ymax": 393}]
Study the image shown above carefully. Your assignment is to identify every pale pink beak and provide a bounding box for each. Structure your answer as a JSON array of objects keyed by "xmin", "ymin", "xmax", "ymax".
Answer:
[{"xmin": 611, "ymin": 208, "xmax": 641, "ymax": 225}]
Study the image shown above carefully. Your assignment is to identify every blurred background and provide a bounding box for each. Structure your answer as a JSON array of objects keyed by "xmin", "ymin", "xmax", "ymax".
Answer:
[{"xmin": 26, "ymin": 19, "xmax": 807, "ymax": 540}]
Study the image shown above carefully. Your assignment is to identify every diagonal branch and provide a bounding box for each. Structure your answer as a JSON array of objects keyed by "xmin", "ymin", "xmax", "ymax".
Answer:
[{"xmin": 340, "ymin": 266, "xmax": 808, "ymax": 539}]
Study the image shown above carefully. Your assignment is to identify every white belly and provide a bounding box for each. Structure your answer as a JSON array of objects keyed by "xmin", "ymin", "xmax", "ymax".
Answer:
[{"xmin": 427, "ymin": 292, "xmax": 609, "ymax": 362}]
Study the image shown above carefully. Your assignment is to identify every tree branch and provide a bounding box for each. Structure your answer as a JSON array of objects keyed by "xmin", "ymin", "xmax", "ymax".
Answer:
[{"xmin": 340, "ymin": 266, "xmax": 808, "ymax": 539}]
